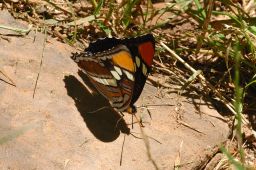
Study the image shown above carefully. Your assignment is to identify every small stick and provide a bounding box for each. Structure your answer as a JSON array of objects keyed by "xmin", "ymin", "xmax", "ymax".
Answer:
[
  {"xmin": 33, "ymin": 28, "xmax": 47, "ymax": 98},
  {"xmin": 0, "ymin": 24, "xmax": 32, "ymax": 34},
  {"xmin": 79, "ymin": 139, "xmax": 89, "ymax": 147},
  {"xmin": 43, "ymin": 0, "xmax": 73, "ymax": 16},
  {"xmin": 177, "ymin": 120, "xmax": 206, "ymax": 135},
  {"xmin": 0, "ymin": 70, "xmax": 16, "ymax": 86},
  {"xmin": 137, "ymin": 104, "xmax": 174, "ymax": 108},
  {"xmin": 134, "ymin": 115, "xmax": 159, "ymax": 170},
  {"xmin": 131, "ymin": 131, "xmax": 162, "ymax": 144},
  {"xmin": 147, "ymin": 76, "xmax": 173, "ymax": 88},
  {"xmin": 174, "ymin": 140, "xmax": 183, "ymax": 170},
  {"xmin": 119, "ymin": 134, "xmax": 126, "ymax": 166}
]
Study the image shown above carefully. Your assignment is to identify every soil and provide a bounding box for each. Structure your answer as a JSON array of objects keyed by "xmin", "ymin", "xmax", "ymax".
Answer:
[{"xmin": 0, "ymin": 10, "xmax": 229, "ymax": 170}]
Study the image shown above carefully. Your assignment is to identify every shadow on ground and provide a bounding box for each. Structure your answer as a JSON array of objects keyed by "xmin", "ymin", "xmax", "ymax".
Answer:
[{"xmin": 64, "ymin": 70, "xmax": 130, "ymax": 142}]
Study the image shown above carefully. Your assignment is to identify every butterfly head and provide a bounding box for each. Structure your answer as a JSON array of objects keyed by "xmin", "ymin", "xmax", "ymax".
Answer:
[{"xmin": 126, "ymin": 105, "xmax": 137, "ymax": 114}]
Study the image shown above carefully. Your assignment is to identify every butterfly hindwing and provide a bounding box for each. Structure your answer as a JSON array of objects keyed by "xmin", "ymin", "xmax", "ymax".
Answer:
[{"xmin": 72, "ymin": 45, "xmax": 136, "ymax": 112}]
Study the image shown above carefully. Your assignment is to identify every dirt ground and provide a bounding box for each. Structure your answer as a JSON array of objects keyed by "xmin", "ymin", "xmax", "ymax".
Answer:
[{"xmin": 0, "ymin": 10, "xmax": 230, "ymax": 169}]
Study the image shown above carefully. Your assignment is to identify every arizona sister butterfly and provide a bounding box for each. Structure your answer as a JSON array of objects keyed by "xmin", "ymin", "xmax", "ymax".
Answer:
[{"xmin": 71, "ymin": 34, "xmax": 155, "ymax": 113}]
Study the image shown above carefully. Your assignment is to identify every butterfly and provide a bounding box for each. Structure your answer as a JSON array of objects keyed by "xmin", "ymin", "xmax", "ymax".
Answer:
[{"xmin": 71, "ymin": 34, "xmax": 155, "ymax": 113}]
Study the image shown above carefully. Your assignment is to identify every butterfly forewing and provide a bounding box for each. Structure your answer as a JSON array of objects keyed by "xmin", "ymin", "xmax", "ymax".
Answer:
[{"xmin": 72, "ymin": 34, "xmax": 155, "ymax": 113}]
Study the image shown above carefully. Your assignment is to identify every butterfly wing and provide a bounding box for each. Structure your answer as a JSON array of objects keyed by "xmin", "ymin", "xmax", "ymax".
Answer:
[
  {"xmin": 122, "ymin": 34, "xmax": 155, "ymax": 106},
  {"xmin": 72, "ymin": 45, "xmax": 136, "ymax": 112}
]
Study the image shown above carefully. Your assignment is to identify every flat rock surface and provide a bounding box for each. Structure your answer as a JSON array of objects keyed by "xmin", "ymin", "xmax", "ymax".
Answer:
[{"xmin": 0, "ymin": 10, "xmax": 229, "ymax": 170}]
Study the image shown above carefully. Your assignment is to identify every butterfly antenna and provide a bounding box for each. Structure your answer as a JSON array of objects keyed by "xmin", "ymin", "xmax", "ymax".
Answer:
[
  {"xmin": 130, "ymin": 132, "xmax": 143, "ymax": 139},
  {"xmin": 134, "ymin": 113, "xmax": 145, "ymax": 127},
  {"xmin": 132, "ymin": 114, "xmax": 162, "ymax": 143},
  {"xmin": 119, "ymin": 134, "xmax": 126, "ymax": 166},
  {"xmin": 87, "ymin": 106, "xmax": 110, "ymax": 114}
]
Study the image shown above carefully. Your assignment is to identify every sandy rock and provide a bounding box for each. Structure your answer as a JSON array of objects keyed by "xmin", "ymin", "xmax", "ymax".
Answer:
[{"xmin": 0, "ymin": 10, "xmax": 229, "ymax": 170}]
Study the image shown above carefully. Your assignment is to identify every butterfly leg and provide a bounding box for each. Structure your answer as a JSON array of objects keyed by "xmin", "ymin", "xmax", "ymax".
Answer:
[
  {"xmin": 115, "ymin": 111, "xmax": 125, "ymax": 132},
  {"xmin": 126, "ymin": 105, "xmax": 136, "ymax": 128},
  {"xmin": 137, "ymin": 115, "xmax": 145, "ymax": 127},
  {"xmin": 115, "ymin": 115, "xmax": 124, "ymax": 130},
  {"xmin": 130, "ymin": 113, "xmax": 144, "ymax": 129},
  {"xmin": 131, "ymin": 113, "xmax": 145, "ymax": 128},
  {"xmin": 128, "ymin": 105, "xmax": 145, "ymax": 128}
]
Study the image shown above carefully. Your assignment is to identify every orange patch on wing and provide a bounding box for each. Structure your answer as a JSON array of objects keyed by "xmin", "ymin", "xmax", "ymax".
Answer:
[
  {"xmin": 112, "ymin": 51, "xmax": 134, "ymax": 72},
  {"xmin": 138, "ymin": 42, "xmax": 154, "ymax": 66}
]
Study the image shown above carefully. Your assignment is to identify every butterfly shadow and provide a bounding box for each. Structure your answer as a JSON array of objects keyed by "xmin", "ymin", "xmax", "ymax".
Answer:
[{"xmin": 63, "ymin": 70, "xmax": 130, "ymax": 142}]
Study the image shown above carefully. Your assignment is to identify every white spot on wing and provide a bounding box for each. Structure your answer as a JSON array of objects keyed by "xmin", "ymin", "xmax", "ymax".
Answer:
[
  {"xmin": 114, "ymin": 66, "xmax": 122, "ymax": 75},
  {"xmin": 124, "ymin": 70, "xmax": 134, "ymax": 81},
  {"xmin": 123, "ymin": 94, "xmax": 129, "ymax": 103},
  {"xmin": 90, "ymin": 76, "xmax": 100, "ymax": 83},
  {"xmin": 142, "ymin": 63, "xmax": 147, "ymax": 75},
  {"xmin": 112, "ymin": 96, "xmax": 123, "ymax": 102},
  {"xmin": 135, "ymin": 56, "xmax": 140, "ymax": 68},
  {"xmin": 102, "ymin": 79, "xmax": 109, "ymax": 85},
  {"xmin": 110, "ymin": 70, "xmax": 121, "ymax": 80},
  {"xmin": 106, "ymin": 79, "xmax": 117, "ymax": 86},
  {"xmin": 99, "ymin": 78, "xmax": 105, "ymax": 84},
  {"xmin": 89, "ymin": 75, "xmax": 117, "ymax": 87}
]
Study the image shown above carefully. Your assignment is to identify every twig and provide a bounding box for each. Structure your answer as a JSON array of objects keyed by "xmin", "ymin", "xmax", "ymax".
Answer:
[
  {"xmin": 160, "ymin": 42, "xmax": 249, "ymax": 125},
  {"xmin": 180, "ymin": 70, "xmax": 202, "ymax": 92},
  {"xmin": 174, "ymin": 140, "xmax": 183, "ymax": 170},
  {"xmin": 134, "ymin": 115, "xmax": 159, "ymax": 170},
  {"xmin": 0, "ymin": 78, "xmax": 15, "ymax": 87},
  {"xmin": 119, "ymin": 134, "xmax": 126, "ymax": 166},
  {"xmin": 131, "ymin": 131, "xmax": 162, "ymax": 144},
  {"xmin": 147, "ymin": 76, "xmax": 173, "ymax": 88},
  {"xmin": 79, "ymin": 139, "xmax": 90, "ymax": 147},
  {"xmin": 119, "ymin": 130, "xmax": 161, "ymax": 166},
  {"xmin": 33, "ymin": 28, "xmax": 47, "ymax": 98},
  {"xmin": 137, "ymin": 104, "xmax": 174, "ymax": 108},
  {"xmin": 65, "ymin": 15, "xmax": 97, "ymax": 26},
  {"xmin": 177, "ymin": 120, "xmax": 206, "ymax": 135},
  {"xmin": 0, "ymin": 24, "xmax": 32, "ymax": 35},
  {"xmin": 0, "ymin": 70, "xmax": 16, "ymax": 86},
  {"xmin": 43, "ymin": 0, "xmax": 73, "ymax": 16}
]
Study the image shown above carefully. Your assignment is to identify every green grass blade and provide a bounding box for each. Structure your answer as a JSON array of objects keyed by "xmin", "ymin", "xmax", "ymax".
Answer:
[
  {"xmin": 212, "ymin": 11, "xmax": 242, "ymax": 26},
  {"xmin": 122, "ymin": 0, "xmax": 140, "ymax": 27},
  {"xmin": 193, "ymin": 0, "xmax": 206, "ymax": 19},
  {"xmin": 94, "ymin": 20, "xmax": 112, "ymax": 36},
  {"xmin": 221, "ymin": 147, "xmax": 245, "ymax": 170},
  {"xmin": 94, "ymin": 0, "xmax": 104, "ymax": 15}
]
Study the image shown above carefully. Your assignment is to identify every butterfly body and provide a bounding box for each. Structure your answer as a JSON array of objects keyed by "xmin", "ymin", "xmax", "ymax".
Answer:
[{"xmin": 72, "ymin": 34, "xmax": 155, "ymax": 113}]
